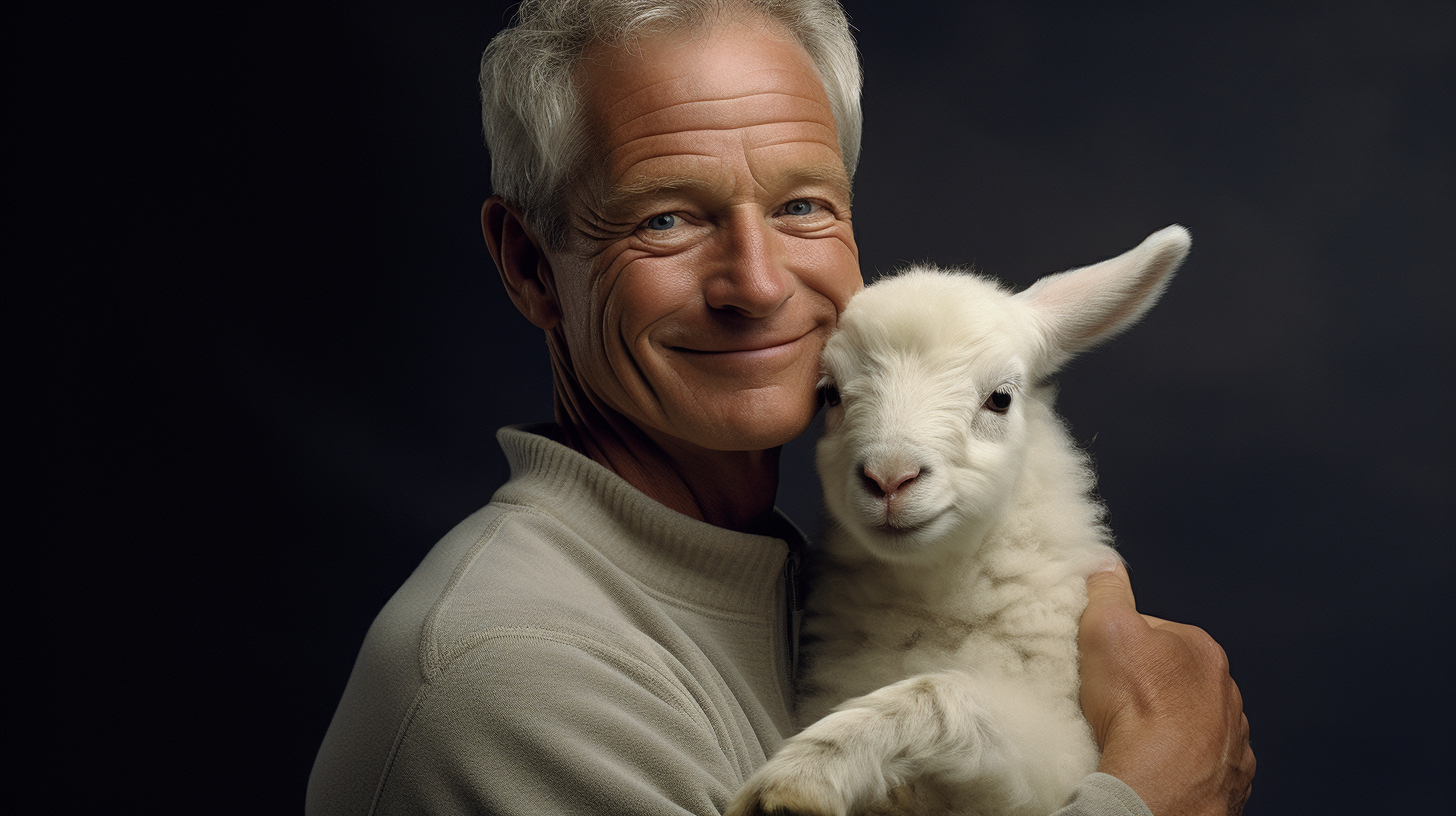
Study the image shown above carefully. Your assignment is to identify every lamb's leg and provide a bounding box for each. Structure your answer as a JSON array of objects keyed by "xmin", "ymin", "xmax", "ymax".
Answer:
[{"xmin": 726, "ymin": 671, "xmax": 1093, "ymax": 816}]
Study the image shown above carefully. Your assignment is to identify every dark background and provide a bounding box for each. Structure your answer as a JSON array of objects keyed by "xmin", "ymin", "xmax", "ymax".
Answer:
[{"xmin": 22, "ymin": 1, "xmax": 1452, "ymax": 812}]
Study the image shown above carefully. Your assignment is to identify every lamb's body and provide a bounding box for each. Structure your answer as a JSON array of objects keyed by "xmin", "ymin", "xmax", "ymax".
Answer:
[{"xmin": 728, "ymin": 227, "xmax": 1191, "ymax": 816}]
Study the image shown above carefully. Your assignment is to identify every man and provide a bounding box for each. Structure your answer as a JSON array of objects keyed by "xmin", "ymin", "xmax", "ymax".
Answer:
[{"xmin": 308, "ymin": 2, "xmax": 1253, "ymax": 814}]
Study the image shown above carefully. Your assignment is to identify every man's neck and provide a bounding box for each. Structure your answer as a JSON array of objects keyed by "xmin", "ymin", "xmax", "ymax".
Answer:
[{"xmin": 554, "ymin": 404, "xmax": 783, "ymax": 536}]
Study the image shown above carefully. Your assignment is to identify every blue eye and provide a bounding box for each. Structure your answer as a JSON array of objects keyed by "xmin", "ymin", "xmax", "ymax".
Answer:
[
  {"xmin": 645, "ymin": 213, "xmax": 677, "ymax": 231},
  {"xmin": 784, "ymin": 200, "xmax": 815, "ymax": 216}
]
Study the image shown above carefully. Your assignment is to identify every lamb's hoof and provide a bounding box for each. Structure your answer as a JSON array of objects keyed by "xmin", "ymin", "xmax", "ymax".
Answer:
[{"xmin": 725, "ymin": 778, "xmax": 848, "ymax": 816}]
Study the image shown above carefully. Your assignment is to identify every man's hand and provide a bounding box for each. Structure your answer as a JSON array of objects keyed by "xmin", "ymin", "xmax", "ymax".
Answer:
[{"xmin": 1080, "ymin": 563, "xmax": 1255, "ymax": 816}]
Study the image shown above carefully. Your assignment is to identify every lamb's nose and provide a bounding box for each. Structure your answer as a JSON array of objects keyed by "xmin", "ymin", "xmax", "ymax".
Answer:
[{"xmin": 862, "ymin": 464, "xmax": 921, "ymax": 499}]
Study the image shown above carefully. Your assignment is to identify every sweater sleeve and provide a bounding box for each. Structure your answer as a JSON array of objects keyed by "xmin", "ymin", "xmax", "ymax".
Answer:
[
  {"xmin": 369, "ymin": 631, "xmax": 746, "ymax": 816},
  {"xmin": 1050, "ymin": 773, "xmax": 1155, "ymax": 816}
]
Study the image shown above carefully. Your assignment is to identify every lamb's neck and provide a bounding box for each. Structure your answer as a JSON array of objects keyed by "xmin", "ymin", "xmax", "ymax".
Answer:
[
  {"xmin": 819, "ymin": 529, "xmax": 1001, "ymax": 616},
  {"xmin": 814, "ymin": 519, "xmax": 1091, "ymax": 699},
  {"xmin": 904, "ymin": 531, "xmax": 1060, "ymax": 613},
  {"xmin": 821, "ymin": 490, "xmax": 1104, "ymax": 621}
]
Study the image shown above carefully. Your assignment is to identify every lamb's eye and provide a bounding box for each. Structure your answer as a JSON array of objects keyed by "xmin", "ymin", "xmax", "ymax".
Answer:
[
  {"xmin": 985, "ymin": 390, "xmax": 1012, "ymax": 414},
  {"xmin": 821, "ymin": 383, "xmax": 842, "ymax": 408}
]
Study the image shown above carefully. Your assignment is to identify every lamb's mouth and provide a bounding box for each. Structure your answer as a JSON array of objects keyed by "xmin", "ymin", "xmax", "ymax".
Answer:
[{"xmin": 870, "ymin": 509, "xmax": 947, "ymax": 538}]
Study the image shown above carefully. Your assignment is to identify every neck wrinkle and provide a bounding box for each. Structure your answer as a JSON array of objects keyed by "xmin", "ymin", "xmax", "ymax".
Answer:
[{"xmin": 547, "ymin": 334, "xmax": 783, "ymax": 535}]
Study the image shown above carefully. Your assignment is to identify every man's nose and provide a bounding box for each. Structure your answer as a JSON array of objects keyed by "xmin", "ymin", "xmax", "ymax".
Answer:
[{"xmin": 704, "ymin": 214, "xmax": 794, "ymax": 318}]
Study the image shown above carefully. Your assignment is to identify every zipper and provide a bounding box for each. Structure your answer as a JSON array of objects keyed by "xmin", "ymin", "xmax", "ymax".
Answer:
[{"xmin": 785, "ymin": 550, "xmax": 803, "ymax": 675}]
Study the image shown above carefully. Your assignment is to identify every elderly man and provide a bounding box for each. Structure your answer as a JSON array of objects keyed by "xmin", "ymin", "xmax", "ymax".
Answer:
[{"xmin": 307, "ymin": 2, "xmax": 1253, "ymax": 814}]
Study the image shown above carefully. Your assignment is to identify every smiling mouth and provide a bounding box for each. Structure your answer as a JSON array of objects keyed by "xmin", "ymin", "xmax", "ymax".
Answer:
[
  {"xmin": 670, "ymin": 331, "xmax": 817, "ymax": 360},
  {"xmin": 674, "ymin": 333, "xmax": 807, "ymax": 355},
  {"xmin": 663, "ymin": 336, "xmax": 815, "ymax": 382}
]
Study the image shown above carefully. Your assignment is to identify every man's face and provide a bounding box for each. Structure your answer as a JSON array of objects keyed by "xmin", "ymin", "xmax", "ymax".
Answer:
[{"xmin": 544, "ymin": 16, "xmax": 862, "ymax": 455}]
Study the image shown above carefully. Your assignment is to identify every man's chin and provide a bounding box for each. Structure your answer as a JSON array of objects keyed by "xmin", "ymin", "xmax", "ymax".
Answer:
[{"xmin": 686, "ymin": 404, "xmax": 819, "ymax": 453}]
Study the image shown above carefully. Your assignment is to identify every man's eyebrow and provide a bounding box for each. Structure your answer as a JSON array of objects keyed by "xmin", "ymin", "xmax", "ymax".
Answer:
[
  {"xmin": 599, "ymin": 162, "xmax": 852, "ymax": 215},
  {"xmin": 777, "ymin": 162, "xmax": 854, "ymax": 201},
  {"xmin": 601, "ymin": 173, "xmax": 712, "ymax": 212}
]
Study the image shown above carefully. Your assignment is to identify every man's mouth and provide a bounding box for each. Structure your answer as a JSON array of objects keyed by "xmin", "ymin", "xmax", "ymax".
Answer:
[
  {"xmin": 672, "ymin": 328, "xmax": 816, "ymax": 356},
  {"xmin": 668, "ymin": 330, "xmax": 819, "ymax": 374}
]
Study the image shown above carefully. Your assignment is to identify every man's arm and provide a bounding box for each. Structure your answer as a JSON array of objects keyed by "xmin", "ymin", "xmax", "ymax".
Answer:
[
  {"xmin": 345, "ymin": 633, "xmax": 745, "ymax": 816},
  {"xmin": 1078, "ymin": 563, "xmax": 1256, "ymax": 816}
]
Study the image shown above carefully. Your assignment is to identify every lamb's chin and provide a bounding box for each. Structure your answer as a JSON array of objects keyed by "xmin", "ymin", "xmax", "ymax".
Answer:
[{"xmin": 847, "ymin": 509, "xmax": 958, "ymax": 563}]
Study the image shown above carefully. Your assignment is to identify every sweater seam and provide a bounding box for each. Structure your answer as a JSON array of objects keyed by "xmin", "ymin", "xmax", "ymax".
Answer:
[
  {"xmin": 368, "ymin": 679, "xmax": 436, "ymax": 816},
  {"xmin": 418, "ymin": 510, "xmax": 512, "ymax": 679}
]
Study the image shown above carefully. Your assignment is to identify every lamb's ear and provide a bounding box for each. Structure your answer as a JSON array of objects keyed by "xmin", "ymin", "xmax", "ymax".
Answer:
[{"xmin": 1017, "ymin": 225, "xmax": 1190, "ymax": 376}]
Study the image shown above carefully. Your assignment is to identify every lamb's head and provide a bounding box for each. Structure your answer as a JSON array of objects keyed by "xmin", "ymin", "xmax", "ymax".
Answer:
[{"xmin": 815, "ymin": 226, "xmax": 1191, "ymax": 564}]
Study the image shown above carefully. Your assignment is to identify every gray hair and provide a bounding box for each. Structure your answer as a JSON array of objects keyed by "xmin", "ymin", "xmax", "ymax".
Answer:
[{"xmin": 479, "ymin": 0, "xmax": 863, "ymax": 250}]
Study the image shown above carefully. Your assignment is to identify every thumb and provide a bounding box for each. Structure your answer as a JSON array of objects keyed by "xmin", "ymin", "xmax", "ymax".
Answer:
[
  {"xmin": 1079, "ymin": 560, "xmax": 1147, "ymax": 750},
  {"xmin": 1085, "ymin": 560, "xmax": 1137, "ymax": 616}
]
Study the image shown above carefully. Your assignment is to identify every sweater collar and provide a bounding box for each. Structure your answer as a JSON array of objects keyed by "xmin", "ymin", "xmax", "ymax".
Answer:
[{"xmin": 492, "ymin": 424, "xmax": 805, "ymax": 617}]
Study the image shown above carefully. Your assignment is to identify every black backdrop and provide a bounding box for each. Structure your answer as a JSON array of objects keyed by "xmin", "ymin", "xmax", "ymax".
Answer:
[{"xmin": 21, "ymin": 1, "xmax": 1453, "ymax": 812}]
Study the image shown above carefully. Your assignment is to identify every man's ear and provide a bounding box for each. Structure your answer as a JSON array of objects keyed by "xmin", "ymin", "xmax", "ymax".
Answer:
[{"xmin": 481, "ymin": 196, "xmax": 562, "ymax": 330}]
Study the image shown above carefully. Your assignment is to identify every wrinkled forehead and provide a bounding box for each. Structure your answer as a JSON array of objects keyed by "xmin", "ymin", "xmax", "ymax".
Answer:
[
  {"xmin": 552, "ymin": 17, "xmax": 848, "ymax": 252},
  {"xmin": 571, "ymin": 14, "xmax": 839, "ymax": 168}
]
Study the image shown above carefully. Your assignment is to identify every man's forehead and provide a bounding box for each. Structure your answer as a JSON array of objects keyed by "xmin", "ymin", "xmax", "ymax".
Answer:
[
  {"xmin": 575, "ymin": 16, "xmax": 832, "ymax": 135},
  {"xmin": 564, "ymin": 13, "xmax": 849, "ymax": 223},
  {"xmin": 604, "ymin": 90, "xmax": 837, "ymax": 151}
]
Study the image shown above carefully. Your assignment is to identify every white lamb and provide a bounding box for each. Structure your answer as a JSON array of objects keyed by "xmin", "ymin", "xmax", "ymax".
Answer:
[{"xmin": 727, "ymin": 226, "xmax": 1192, "ymax": 816}]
